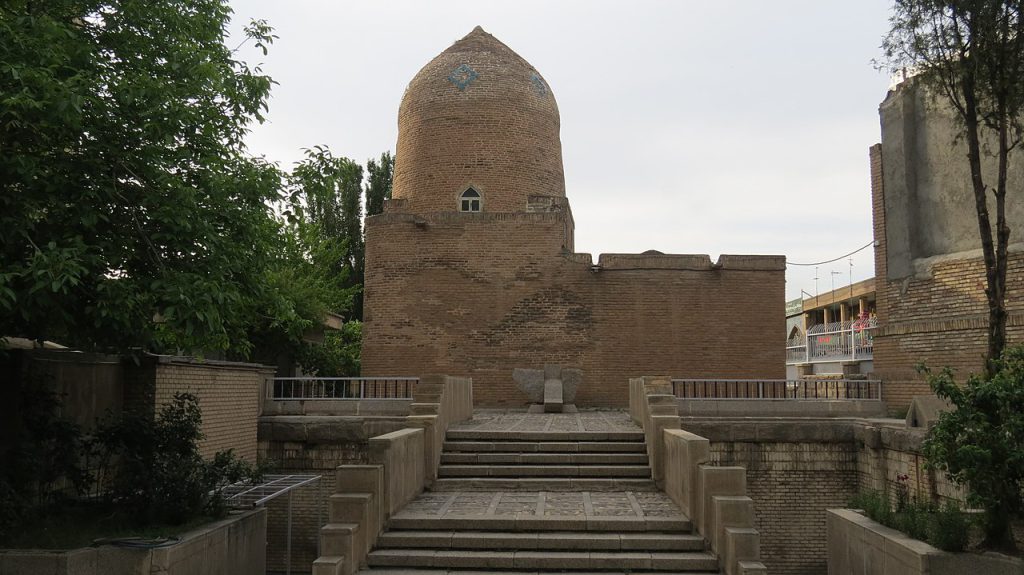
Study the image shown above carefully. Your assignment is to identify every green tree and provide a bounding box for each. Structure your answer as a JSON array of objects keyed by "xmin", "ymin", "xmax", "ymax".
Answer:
[
  {"xmin": 0, "ymin": 0, "xmax": 282, "ymax": 354},
  {"xmin": 921, "ymin": 346, "xmax": 1024, "ymax": 549},
  {"xmin": 882, "ymin": 1, "xmax": 1024, "ymax": 373},
  {"xmin": 288, "ymin": 147, "xmax": 365, "ymax": 320},
  {"xmin": 365, "ymin": 151, "xmax": 395, "ymax": 217}
]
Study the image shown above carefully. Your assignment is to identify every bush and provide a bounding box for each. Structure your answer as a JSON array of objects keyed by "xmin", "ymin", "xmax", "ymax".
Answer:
[
  {"xmin": 0, "ymin": 373, "xmax": 92, "ymax": 540},
  {"xmin": 850, "ymin": 488, "xmax": 971, "ymax": 552},
  {"xmin": 929, "ymin": 501, "xmax": 970, "ymax": 552},
  {"xmin": 96, "ymin": 392, "xmax": 258, "ymax": 526},
  {"xmin": 921, "ymin": 346, "xmax": 1024, "ymax": 550}
]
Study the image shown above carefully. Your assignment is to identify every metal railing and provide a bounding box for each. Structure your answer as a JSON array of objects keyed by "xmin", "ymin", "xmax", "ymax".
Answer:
[
  {"xmin": 268, "ymin": 377, "xmax": 418, "ymax": 400},
  {"xmin": 786, "ymin": 318, "xmax": 877, "ymax": 365},
  {"xmin": 671, "ymin": 378, "xmax": 882, "ymax": 400}
]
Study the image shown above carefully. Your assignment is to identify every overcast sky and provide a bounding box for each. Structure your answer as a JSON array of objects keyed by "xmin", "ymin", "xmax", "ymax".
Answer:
[{"xmin": 227, "ymin": 1, "xmax": 895, "ymax": 301}]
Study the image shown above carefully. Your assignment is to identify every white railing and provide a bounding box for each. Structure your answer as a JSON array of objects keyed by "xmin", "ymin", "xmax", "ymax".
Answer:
[
  {"xmin": 268, "ymin": 377, "xmax": 418, "ymax": 400},
  {"xmin": 672, "ymin": 378, "xmax": 882, "ymax": 401},
  {"xmin": 786, "ymin": 318, "xmax": 877, "ymax": 365}
]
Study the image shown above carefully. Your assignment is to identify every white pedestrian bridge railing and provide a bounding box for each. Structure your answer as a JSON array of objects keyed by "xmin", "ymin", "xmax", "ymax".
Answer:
[{"xmin": 786, "ymin": 318, "xmax": 877, "ymax": 365}]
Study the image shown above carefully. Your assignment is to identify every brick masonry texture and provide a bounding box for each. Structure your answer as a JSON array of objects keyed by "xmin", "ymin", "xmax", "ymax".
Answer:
[
  {"xmin": 711, "ymin": 441, "xmax": 859, "ymax": 575},
  {"xmin": 393, "ymin": 27, "xmax": 565, "ymax": 214},
  {"xmin": 697, "ymin": 419, "xmax": 966, "ymax": 575},
  {"xmin": 124, "ymin": 357, "xmax": 270, "ymax": 462},
  {"xmin": 870, "ymin": 144, "xmax": 1024, "ymax": 412},
  {"xmin": 362, "ymin": 212, "xmax": 785, "ymax": 407}
]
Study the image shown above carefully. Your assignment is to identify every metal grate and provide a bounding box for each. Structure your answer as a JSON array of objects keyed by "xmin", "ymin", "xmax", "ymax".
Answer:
[
  {"xmin": 220, "ymin": 474, "xmax": 322, "ymax": 575},
  {"xmin": 222, "ymin": 474, "xmax": 321, "ymax": 508}
]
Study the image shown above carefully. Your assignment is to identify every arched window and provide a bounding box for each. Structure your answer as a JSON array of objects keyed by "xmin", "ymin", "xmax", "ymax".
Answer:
[{"xmin": 459, "ymin": 187, "xmax": 481, "ymax": 212}]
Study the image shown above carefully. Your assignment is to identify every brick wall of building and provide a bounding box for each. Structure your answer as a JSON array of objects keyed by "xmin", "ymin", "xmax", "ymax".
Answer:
[
  {"xmin": 392, "ymin": 27, "xmax": 565, "ymax": 215},
  {"xmin": 362, "ymin": 212, "xmax": 785, "ymax": 407},
  {"xmin": 710, "ymin": 441, "xmax": 859, "ymax": 575},
  {"xmin": 870, "ymin": 144, "xmax": 1024, "ymax": 411}
]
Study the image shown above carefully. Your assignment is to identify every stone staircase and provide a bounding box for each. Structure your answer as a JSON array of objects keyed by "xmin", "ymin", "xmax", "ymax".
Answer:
[{"xmin": 354, "ymin": 413, "xmax": 721, "ymax": 574}]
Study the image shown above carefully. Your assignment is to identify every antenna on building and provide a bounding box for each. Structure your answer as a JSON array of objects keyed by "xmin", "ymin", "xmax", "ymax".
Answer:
[
  {"xmin": 831, "ymin": 271, "xmax": 842, "ymax": 303},
  {"xmin": 814, "ymin": 266, "xmax": 819, "ymax": 297}
]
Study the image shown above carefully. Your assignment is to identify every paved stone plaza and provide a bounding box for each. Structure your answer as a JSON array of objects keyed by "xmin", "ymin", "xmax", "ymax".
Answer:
[
  {"xmin": 448, "ymin": 410, "xmax": 641, "ymax": 434},
  {"xmin": 397, "ymin": 491, "xmax": 683, "ymax": 520}
]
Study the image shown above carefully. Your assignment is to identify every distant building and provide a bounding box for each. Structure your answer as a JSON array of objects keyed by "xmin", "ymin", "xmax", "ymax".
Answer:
[{"xmin": 785, "ymin": 278, "xmax": 877, "ymax": 379}]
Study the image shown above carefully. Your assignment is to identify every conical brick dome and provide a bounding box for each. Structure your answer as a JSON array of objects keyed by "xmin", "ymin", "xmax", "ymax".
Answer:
[{"xmin": 392, "ymin": 26, "xmax": 566, "ymax": 213}]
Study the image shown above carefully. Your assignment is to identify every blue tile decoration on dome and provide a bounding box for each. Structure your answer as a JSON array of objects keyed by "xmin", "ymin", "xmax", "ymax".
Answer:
[
  {"xmin": 530, "ymin": 73, "xmax": 547, "ymax": 97},
  {"xmin": 448, "ymin": 64, "xmax": 478, "ymax": 91}
]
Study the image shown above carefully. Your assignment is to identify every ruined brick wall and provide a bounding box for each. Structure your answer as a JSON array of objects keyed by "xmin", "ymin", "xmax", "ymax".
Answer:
[
  {"xmin": 709, "ymin": 441, "xmax": 859, "ymax": 575},
  {"xmin": 125, "ymin": 357, "xmax": 271, "ymax": 462},
  {"xmin": 362, "ymin": 212, "xmax": 785, "ymax": 407},
  {"xmin": 870, "ymin": 144, "xmax": 1024, "ymax": 412}
]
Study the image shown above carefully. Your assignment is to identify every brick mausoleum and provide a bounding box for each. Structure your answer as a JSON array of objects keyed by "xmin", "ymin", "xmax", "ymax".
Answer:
[{"xmin": 361, "ymin": 27, "xmax": 785, "ymax": 407}]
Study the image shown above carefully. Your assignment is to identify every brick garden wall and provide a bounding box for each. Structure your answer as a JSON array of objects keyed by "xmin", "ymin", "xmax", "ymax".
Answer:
[
  {"xmin": 125, "ymin": 356, "xmax": 272, "ymax": 462},
  {"xmin": 362, "ymin": 211, "xmax": 785, "ymax": 407}
]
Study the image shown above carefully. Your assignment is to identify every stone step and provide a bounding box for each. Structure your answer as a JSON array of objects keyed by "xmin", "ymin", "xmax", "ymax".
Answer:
[
  {"xmin": 437, "ymin": 465, "xmax": 652, "ymax": 478},
  {"xmin": 366, "ymin": 549, "xmax": 719, "ymax": 571},
  {"xmin": 442, "ymin": 441, "xmax": 646, "ymax": 453},
  {"xmin": 430, "ymin": 477, "xmax": 659, "ymax": 492},
  {"xmin": 440, "ymin": 452, "xmax": 650, "ymax": 465},
  {"xmin": 387, "ymin": 515, "xmax": 691, "ymax": 533},
  {"xmin": 357, "ymin": 571, "xmax": 718, "ymax": 575},
  {"xmin": 445, "ymin": 431, "xmax": 645, "ymax": 442},
  {"xmin": 378, "ymin": 530, "xmax": 705, "ymax": 551}
]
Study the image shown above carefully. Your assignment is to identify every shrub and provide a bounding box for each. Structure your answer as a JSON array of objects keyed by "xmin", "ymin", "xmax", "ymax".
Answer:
[
  {"xmin": 96, "ymin": 392, "xmax": 257, "ymax": 526},
  {"xmin": 921, "ymin": 346, "xmax": 1024, "ymax": 550},
  {"xmin": 928, "ymin": 501, "xmax": 970, "ymax": 552},
  {"xmin": 850, "ymin": 488, "xmax": 970, "ymax": 552},
  {"xmin": 0, "ymin": 373, "xmax": 91, "ymax": 539}
]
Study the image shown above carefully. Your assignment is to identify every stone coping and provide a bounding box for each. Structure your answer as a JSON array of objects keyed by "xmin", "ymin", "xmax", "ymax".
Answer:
[
  {"xmin": 0, "ymin": 509, "xmax": 266, "ymax": 575},
  {"xmin": 827, "ymin": 508, "xmax": 1022, "ymax": 575}
]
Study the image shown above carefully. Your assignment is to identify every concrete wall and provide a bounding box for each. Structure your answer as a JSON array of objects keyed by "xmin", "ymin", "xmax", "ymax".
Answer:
[
  {"xmin": 872, "ymin": 82, "xmax": 1024, "ymax": 411},
  {"xmin": 0, "ymin": 509, "xmax": 266, "ymax": 575},
  {"xmin": 363, "ymin": 211, "xmax": 785, "ymax": 407},
  {"xmin": 827, "ymin": 508, "xmax": 1021, "ymax": 575}
]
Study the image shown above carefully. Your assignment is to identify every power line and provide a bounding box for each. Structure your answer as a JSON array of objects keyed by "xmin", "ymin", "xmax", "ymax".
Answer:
[{"xmin": 787, "ymin": 241, "xmax": 874, "ymax": 267}]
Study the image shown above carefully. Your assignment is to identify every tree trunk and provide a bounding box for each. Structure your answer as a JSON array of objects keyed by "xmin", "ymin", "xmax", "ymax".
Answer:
[{"xmin": 961, "ymin": 72, "xmax": 1004, "ymax": 376}]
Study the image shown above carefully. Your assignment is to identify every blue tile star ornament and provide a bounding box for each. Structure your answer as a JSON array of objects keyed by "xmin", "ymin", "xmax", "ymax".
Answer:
[
  {"xmin": 530, "ymin": 73, "xmax": 547, "ymax": 97},
  {"xmin": 448, "ymin": 64, "xmax": 478, "ymax": 91}
]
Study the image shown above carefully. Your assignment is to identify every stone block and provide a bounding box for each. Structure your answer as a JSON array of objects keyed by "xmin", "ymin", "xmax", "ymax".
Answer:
[
  {"xmin": 512, "ymin": 368, "xmax": 545, "ymax": 403},
  {"xmin": 320, "ymin": 523, "xmax": 359, "ymax": 575},
  {"xmin": 543, "ymin": 363, "xmax": 562, "ymax": 380},
  {"xmin": 543, "ymin": 378, "xmax": 563, "ymax": 412},
  {"xmin": 311, "ymin": 555, "xmax": 345, "ymax": 575},
  {"xmin": 906, "ymin": 394, "xmax": 953, "ymax": 428},
  {"xmin": 561, "ymin": 368, "xmax": 581, "ymax": 403},
  {"xmin": 698, "ymin": 465, "xmax": 746, "ymax": 544},
  {"xmin": 712, "ymin": 496, "xmax": 755, "ymax": 554},
  {"xmin": 723, "ymin": 527, "xmax": 760, "ymax": 575}
]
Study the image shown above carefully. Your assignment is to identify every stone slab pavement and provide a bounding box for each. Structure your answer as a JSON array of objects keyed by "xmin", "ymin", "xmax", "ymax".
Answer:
[
  {"xmin": 395, "ymin": 491, "xmax": 681, "ymax": 520},
  {"xmin": 449, "ymin": 410, "xmax": 640, "ymax": 434}
]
